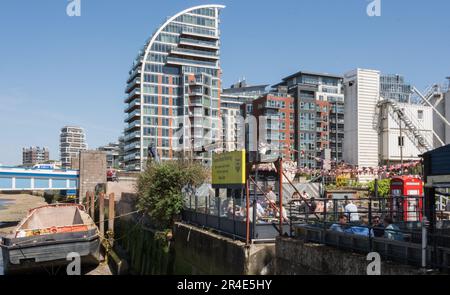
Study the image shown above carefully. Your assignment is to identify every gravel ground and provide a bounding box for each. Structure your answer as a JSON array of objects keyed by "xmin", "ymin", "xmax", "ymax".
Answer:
[{"xmin": 0, "ymin": 194, "xmax": 47, "ymax": 237}]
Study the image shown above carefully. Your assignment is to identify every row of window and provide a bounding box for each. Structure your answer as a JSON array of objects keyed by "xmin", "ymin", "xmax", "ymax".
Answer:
[
  {"xmin": 143, "ymin": 85, "xmax": 182, "ymax": 96},
  {"xmin": 144, "ymin": 64, "xmax": 180, "ymax": 75},
  {"xmin": 176, "ymin": 14, "xmax": 216, "ymax": 28},
  {"xmin": 163, "ymin": 22, "xmax": 216, "ymax": 36},
  {"xmin": 143, "ymin": 116, "xmax": 171, "ymax": 126},
  {"xmin": 143, "ymin": 106, "xmax": 172, "ymax": 116},
  {"xmin": 143, "ymin": 74, "xmax": 181, "ymax": 85}
]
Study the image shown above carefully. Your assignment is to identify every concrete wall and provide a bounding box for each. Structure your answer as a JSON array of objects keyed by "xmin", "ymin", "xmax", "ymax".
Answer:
[
  {"xmin": 78, "ymin": 150, "xmax": 107, "ymax": 202},
  {"xmin": 173, "ymin": 223, "xmax": 275, "ymax": 275},
  {"xmin": 276, "ymin": 237, "xmax": 423, "ymax": 275}
]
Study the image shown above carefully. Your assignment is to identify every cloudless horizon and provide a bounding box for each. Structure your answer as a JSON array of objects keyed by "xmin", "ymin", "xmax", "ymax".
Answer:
[{"xmin": 0, "ymin": 0, "xmax": 449, "ymax": 165}]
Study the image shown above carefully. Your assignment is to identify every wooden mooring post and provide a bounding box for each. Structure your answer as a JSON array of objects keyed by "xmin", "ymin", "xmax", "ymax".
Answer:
[
  {"xmin": 85, "ymin": 191, "xmax": 90, "ymax": 213},
  {"xmin": 108, "ymin": 193, "xmax": 115, "ymax": 246},
  {"xmin": 99, "ymin": 192, "xmax": 105, "ymax": 237},
  {"xmin": 90, "ymin": 191, "xmax": 95, "ymax": 219}
]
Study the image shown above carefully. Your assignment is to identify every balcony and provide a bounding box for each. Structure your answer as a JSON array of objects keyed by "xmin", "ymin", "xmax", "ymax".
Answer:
[
  {"xmin": 124, "ymin": 152, "xmax": 141, "ymax": 162},
  {"xmin": 189, "ymin": 98, "xmax": 203, "ymax": 107},
  {"xmin": 127, "ymin": 68, "xmax": 142, "ymax": 84},
  {"xmin": 179, "ymin": 37, "xmax": 219, "ymax": 50},
  {"xmin": 124, "ymin": 99, "xmax": 141, "ymax": 113},
  {"xmin": 180, "ymin": 30, "xmax": 219, "ymax": 40},
  {"xmin": 166, "ymin": 56, "xmax": 218, "ymax": 68},
  {"xmin": 188, "ymin": 89, "xmax": 204, "ymax": 97},
  {"xmin": 125, "ymin": 109, "xmax": 141, "ymax": 123},
  {"xmin": 124, "ymin": 131, "xmax": 141, "ymax": 142},
  {"xmin": 124, "ymin": 142, "xmax": 141, "ymax": 152},
  {"xmin": 125, "ymin": 121, "xmax": 141, "ymax": 132},
  {"xmin": 124, "ymin": 88, "xmax": 141, "ymax": 104},
  {"xmin": 125, "ymin": 78, "xmax": 141, "ymax": 94},
  {"xmin": 170, "ymin": 48, "xmax": 219, "ymax": 61}
]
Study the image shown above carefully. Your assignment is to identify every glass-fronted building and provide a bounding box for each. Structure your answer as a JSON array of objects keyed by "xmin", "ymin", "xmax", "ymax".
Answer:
[
  {"xmin": 124, "ymin": 5, "xmax": 225, "ymax": 171},
  {"xmin": 275, "ymin": 71, "xmax": 345, "ymax": 169},
  {"xmin": 380, "ymin": 74, "xmax": 412, "ymax": 103}
]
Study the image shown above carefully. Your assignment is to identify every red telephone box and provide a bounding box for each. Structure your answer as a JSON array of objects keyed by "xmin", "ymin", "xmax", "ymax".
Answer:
[{"xmin": 390, "ymin": 176, "xmax": 423, "ymax": 221}]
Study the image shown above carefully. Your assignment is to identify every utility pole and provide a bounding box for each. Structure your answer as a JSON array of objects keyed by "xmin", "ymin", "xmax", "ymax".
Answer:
[{"xmin": 399, "ymin": 113, "xmax": 404, "ymax": 175}]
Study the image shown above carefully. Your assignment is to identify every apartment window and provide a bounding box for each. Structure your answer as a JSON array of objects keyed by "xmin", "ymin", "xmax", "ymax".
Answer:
[
  {"xmin": 398, "ymin": 136, "xmax": 405, "ymax": 147},
  {"xmin": 418, "ymin": 110, "xmax": 424, "ymax": 120}
]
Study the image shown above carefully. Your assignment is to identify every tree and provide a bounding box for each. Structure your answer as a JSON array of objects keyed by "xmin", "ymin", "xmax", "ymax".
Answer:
[
  {"xmin": 368, "ymin": 179, "xmax": 391, "ymax": 197},
  {"xmin": 136, "ymin": 160, "xmax": 208, "ymax": 229}
]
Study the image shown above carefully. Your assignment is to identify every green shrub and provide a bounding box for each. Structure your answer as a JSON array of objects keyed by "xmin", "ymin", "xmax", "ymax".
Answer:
[{"xmin": 136, "ymin": 161, "xmax": 208, "ymax": 229}]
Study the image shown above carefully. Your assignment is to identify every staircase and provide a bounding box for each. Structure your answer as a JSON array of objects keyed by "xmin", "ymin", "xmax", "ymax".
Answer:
[{"xmin": 378, "ymin": 99, "xmax": 433, "ymax": 153}]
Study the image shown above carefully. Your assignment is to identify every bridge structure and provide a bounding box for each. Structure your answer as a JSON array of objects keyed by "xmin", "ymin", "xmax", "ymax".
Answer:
[{"xmin": 0, "ymin": 166, "xmax": 79, "ymax": 194}]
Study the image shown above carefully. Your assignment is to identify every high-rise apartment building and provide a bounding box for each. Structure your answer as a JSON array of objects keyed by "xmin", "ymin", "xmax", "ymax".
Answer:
[
  {"xmin": 98, "ymin": 142, "xmax": 122, "ymax": 169},
  {"xmin": 343, "ymin": 68, "xmax": 380, "ymax": 170},
  {"xmin": 250, "ymin": 89, "xmax": 295, "ymax": 161},
  {"xmin": 380, "ymin": 74, "xmax": 412, "ymax": 103},
  {"xmin": 221, "ymin": 80, "xmax": 268, "ymax": 152},
  {"xmin": 275, "ymin": 71, "xmax": 345, "ymax": 168},
  {"xmin": 123, "ymin": 4, "xmax": 225, "ymax": 171},
  {"xmin": 60, "ymin": 126, "xmax": 88, "ymax": 169},
  {"xmin": 22, "ymin": 147, "xmax": 49, "ymax": 167}
]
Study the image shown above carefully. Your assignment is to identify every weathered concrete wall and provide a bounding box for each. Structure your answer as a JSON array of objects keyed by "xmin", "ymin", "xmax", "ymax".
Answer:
[
  {"xmin": 173, "ymin": 223, "xmax": 275, "ymax": 275},
  {"xmin": 276, "ymin": 237, "xmax": 424, "ymax": 275},
  {"xmin": 78, "ymin": 151, "xmax": 107, "ymax": 202}
]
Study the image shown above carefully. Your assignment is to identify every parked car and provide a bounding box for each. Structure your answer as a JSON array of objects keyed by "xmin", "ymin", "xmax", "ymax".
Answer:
[{"xmin": 107, "ymin": 169, "xmax": 118, "ymax": 182}]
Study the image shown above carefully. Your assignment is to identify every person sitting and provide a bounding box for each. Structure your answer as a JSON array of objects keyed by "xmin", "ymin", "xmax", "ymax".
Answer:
[
  {"xmin": 383, "ymin": 217, "xmax": 404, "ymax": 241},
  {"xmin": 345, "ymin": 218, "xmax": 372, "ymax": 237},
  {"xmin": 290, "ymin": 192, "xmax": 302, "ymax": 207},
  {"xmin": 274, "ymin": 201, "xmax": 290, "ymax": 222},
  {"xmin": 372, "ymin": 216, "xmax": 385, "ymax": 238},
  {"xmin": 266, "ymin": 186, "xmax": 277, "ymax": 204},
  {"xmin": 329, "ymin": 215, "xmax": 348, "ymax": 232}
]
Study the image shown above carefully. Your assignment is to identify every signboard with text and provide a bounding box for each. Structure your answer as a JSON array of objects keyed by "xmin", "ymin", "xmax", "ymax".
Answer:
[{"xmin": 212, "ymin": 150, "xmax": 246, "ymax": 188}]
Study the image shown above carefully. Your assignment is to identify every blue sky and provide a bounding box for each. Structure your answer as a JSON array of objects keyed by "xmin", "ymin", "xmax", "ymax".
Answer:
[{"xmin": 0, "ymin": 0, "xmax": 449, "ymax": 165}]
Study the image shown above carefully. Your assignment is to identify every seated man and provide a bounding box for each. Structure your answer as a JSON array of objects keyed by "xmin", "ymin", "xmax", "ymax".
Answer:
[
  {"xmin": 329, "ymin": 215, "xmax": 348, "ymax": 232},
  {"xmin": 372, "ymin": 216, "xmax": 385, "ymax": 237},
  {"xmin": 345, "ymin": 218, "xmax": 372, "ymax": 237},
  {"xmin": 383, "ymin": 217, "xmax": 404, "ymax": 241}
]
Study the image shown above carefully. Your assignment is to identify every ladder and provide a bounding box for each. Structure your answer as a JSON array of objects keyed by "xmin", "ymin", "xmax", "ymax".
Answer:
[{"xmin": 378, "ymin": 99, "xmax": 433, "ymax": 153}]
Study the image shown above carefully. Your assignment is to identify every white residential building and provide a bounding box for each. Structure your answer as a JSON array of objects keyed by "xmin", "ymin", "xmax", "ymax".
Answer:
[
  {"xmin": 60, "ymin": 126, "xmax": 88, "ymax": 169},
  {"xmin": 379, "ymin": 102, "xmax": 434, "ymax": 163},
  {"xmin": 343, "ymin": 68, "xmax": 381, "ymax": 169}
]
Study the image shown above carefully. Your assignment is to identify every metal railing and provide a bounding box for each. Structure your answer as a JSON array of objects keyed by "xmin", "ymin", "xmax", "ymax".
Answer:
[{"xmin": 286, "ymin": 195, "xmax": 450, "ymax": 271}]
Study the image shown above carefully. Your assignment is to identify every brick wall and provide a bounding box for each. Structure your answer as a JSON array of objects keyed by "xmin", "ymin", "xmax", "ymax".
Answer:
[{"xmin": 78, "ymin": 151, "xmax": 107, "ymax": 203}]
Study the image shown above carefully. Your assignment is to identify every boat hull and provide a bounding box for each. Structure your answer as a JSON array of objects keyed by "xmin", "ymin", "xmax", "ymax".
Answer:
[{"xmin": 1, "ymin": 229, "xmax": 100, "ymax": 274}]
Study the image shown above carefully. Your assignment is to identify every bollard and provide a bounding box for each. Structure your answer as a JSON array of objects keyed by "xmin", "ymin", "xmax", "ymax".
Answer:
[{"xmin": 422, "ymin": 216, "xmax": 428, "ymax": 268}]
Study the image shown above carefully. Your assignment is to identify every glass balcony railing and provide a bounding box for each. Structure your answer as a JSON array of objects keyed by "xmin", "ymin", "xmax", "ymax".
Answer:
[
  {"xmin": 171, "ymin": 47, "xmax": 218, "ymax": 58},
  {"xmin": 124, "ymin": 142, "xmax": 141, "ymax": 152},
  {"xmin": 125, "ymin": 110, "xmax": 141, "ymax": 122},
  {"xmin": 167, "ymin": 56, "xmax": 218, "ymax": 68},
  {"xmin": 124, "ymin": 131, "xmax": 141, "ymax": 142},
  {"xmin": 179, "ymin": 37, "xmax": 219, "ymax": 48},
  {"xmin": 124, "ymin": 100, "xmax": 141, "ymax": 112}
]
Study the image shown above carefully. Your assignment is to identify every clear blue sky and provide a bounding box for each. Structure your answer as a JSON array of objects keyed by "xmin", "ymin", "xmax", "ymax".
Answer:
[{"xmin": 0, "ymin": 0, "xmax": 449, "ymax": 165}]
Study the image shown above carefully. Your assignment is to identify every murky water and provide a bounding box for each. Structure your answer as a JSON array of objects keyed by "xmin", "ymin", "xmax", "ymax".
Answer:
[{"xmin": 0, "ymin": 250, "xmax": 3, "ymax": 275}]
